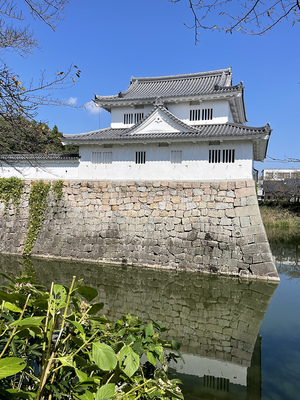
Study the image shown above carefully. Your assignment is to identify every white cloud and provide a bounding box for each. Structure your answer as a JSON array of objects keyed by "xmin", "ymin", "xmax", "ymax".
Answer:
[
  {"xmin": 67, "ymin": 97, "xmax": 78, "ymax": 106},
  {"xmin": 84, "ymin": 100, "xmax": 101, "ymax": 114}
]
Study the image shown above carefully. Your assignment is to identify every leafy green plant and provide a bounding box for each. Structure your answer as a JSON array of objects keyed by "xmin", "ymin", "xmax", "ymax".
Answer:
[
  {"xmin": 0, "ymin": 273, "xmax": 183, "ymax": 399},
  {"xmin": 23, "ymin": 181, "xmax": 51, "ymax": 256},
  {"xmin": 52, "ymin": 180, "xmax": 64, "ymax": 201},
  {"xmin": 0, "ymin": 177, "xmax": 24, "ymax": 213}
]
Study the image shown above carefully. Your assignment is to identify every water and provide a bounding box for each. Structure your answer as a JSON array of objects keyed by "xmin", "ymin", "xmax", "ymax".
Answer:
[{"xmin": 0, "ymin": 237, "xmax": 299, "ymax": 400}]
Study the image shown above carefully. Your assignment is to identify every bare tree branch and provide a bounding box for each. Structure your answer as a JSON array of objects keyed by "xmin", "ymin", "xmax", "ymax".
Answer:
[
  {"xmin": 0, "ymin": 1, "xmax": 81, "ymax": 156},
  {"xmin": 267, "ymin": 156, "xmax": 300, "ymax": 163},
  {"xmin": 169, "ymin": 0, "xmax": 300, "ymax": 41}
]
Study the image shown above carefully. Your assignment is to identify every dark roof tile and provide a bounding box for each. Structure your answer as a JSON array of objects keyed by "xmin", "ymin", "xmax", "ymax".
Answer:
[
  {"xmin": 63, "ymin": 122, "xmax": 271, "ymax": 143},
  {"xmin": 95, "ymin": 68, "xmax": 237, "ymax": 103}
]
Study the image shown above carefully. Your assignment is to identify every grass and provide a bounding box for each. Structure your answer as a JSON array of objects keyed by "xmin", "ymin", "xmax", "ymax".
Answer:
[{"xmin": 259, "ymin": 202, "xmax": 300, "ymax": 241}]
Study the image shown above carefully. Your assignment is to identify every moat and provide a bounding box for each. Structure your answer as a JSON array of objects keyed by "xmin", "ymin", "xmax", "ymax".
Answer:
[{"xmin": 0, "ymin": 235, "xmax": 298, "ymax": 399}]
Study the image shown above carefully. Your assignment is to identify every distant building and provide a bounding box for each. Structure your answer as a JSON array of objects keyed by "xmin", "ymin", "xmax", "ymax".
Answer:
[{"xmin": 261, "ymin": 169, "xmax": 300, "ymax": 202}]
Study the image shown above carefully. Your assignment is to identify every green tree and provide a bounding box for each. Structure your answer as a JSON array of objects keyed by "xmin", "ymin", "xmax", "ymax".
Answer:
[{"xmin": 0, "ymin": 117, "xmax": 78, "ymax": 154}]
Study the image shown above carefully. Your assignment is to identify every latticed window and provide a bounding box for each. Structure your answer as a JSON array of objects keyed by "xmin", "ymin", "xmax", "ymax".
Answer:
[
  {"xmin": 190, "ymin": 108, "xmax": 213, "ymax": 121},
  {"xmin": 102, "ymin": 152, "xmax": 112, "ymax": 164},
  {"xmin": 91, "ymin": 151, "xmax": 112, "ymax": 164},
  {"xmin": 135, "ymin": 151, "xmax": 146, "ymax": 164},
  {"xmin": 203, "ymin": 375, "xmax": 229, "ymax": 392},
  {"xmin": 91, "ymin": 152, "xmax": 101, "ymax": 164},
  {"xmin": 209, "ymin": 149, "xmax": 235, "ymax": 163},
  {"xmin": 124, "ymin": 113, "xmax": 144, "ymax": 124},
  {"xmin": 170, "ymin": 150, "xmax": 182, "ymax": 164}
]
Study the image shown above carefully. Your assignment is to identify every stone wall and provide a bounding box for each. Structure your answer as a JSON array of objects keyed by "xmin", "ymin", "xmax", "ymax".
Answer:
[{"xmin": 0, "ymin": 179, "xmax": 279, "ymax": 280}]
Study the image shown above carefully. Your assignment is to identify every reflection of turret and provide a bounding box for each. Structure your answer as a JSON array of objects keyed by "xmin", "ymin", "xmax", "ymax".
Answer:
[{"xmin": 0, "ymin": 255, "xmax": 277, "ymax": 400}]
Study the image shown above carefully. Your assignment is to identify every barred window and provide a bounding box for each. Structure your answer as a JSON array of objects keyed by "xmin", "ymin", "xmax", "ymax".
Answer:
[
  {"xmin": 124, "ymin": 113, "xmax": 144, "ymax": 124},
  {"xmin": 170, "ymin": 150, "xmax": 182, "ymax": 164},
  {"xmin": 190, "ymin": 109, "xmax": 201, "ymax": 121},
  {"xmin": 91, "ymin": 152, "xmax": 102, "ymax": 164},
  {"xmin": 190, "ymin": 108, "xmax": 213, "ymax": 121},
  {"xmin": 202, "ymin": 108, "xmax": 213, "ymax": 120},
  {"xmin": 91, "ymin": 151, "xmax": 112, "ymax": 164},
  {"xmin": 209, "ymin": 149, "xmax": 235, "ymax": 163},
  {"xmin": 102, "ymin": 151, "xmax": 112, "ymax": 164},
  {"xmin": 135, "ymin": 151, "xmax": 146, "ymax": 164}
]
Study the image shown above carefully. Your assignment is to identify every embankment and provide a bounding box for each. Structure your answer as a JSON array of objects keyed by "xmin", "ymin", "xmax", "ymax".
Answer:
[{"xmin": 0, "ymin": 179, "xmax": 279, "ymax": 280}]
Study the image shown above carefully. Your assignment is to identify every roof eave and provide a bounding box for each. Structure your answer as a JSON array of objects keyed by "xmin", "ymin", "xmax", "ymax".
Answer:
[
  {"xmin": 253, "ymin": 133, "xmax": 271, "ymax": 161},
  {"xmin": 94, "ymin": 89, "xmax": 245, "ymax": 109},
  {"xmin": 62, "ymin": 132, "xmax": 270, "ymax": 147}
]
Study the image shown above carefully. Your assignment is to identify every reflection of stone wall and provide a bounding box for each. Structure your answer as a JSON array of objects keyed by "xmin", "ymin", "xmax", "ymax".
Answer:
[
  {"xmin": 0, "ymin": 255, "xmax": 277, "ymax": 368},
  {"xmin": 0, "ymin": 180, "xmax": 278, "ymax": 280}
]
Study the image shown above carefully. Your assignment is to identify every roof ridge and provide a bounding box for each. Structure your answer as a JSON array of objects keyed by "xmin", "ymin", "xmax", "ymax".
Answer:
[{"xmin": 130, "ymin": 68, "xmax": 232, "ymax": 83}]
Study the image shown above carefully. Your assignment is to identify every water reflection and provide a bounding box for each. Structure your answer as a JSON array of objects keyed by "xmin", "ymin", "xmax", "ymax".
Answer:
[
  {"xmin": 0, "ymin": 255, "xmax": 278, "ymax": 400},
  {"xmin": 268, "ymin": 235, "xmax": 300, "ymax": 278}
]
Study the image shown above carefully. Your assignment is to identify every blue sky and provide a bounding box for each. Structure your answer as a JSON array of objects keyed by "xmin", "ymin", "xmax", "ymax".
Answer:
[{"xmin": 4, "ymin": 0, "xmax": 300, "ymax": 173}]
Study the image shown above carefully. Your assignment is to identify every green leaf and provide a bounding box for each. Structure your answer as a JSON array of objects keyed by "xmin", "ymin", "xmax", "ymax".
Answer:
[
  {"xmin": 0, "ymin": 357, "xmax": 26, "ymax": 379},
  {"xmin": 75, "ymin": 368, "xmax": 88, "ymax": 382},
  {"xmin": 171, "ymin": 340, "xmax": 181, "ymax": 351},
  {"xmin": 66, "ymin": 319, "xmax": 85, "ymax": 335},
  {"xmin": 0, "ymin": 273, "xmax": 15, "ymax": 284},
  {"xmin": 132, "ymin": 337, "xmax": 143, "ymax": 355},
  {"xmin": 58, "ymin": 356, "xmax": 75, "ymax": 368},
  {"xmin": 5, "ymin": 389, "xmax": 36, "ymax": 399},
  {"xmin": 146, "ymin": 351, "xmax": 157, "ymax": 366},
  {"xmin": 152, "ymin": 320, "xmax": 167, "ymax": 332},
  {"xmin": 88, "ymin": 302, "xmax": 104, "ymax": 315},
  {"xmin": 10, "ymin": 316, "xmax": 44, "ymax": 327},
  {"xmin": 77, "ymin": 286, "xmax": 98, "ymax": 302},
  {"xmin": 89, "ymin": 316, "xmax": 111, "ymax": 324},
  {"xmin": 119, "ymin": 346, "xmax": 140, "ymax": 377},
  {"xmin": 92, "ymin": 342, "xmax": 117, "ymax": 371},
  {"xmin": 145, "ymin": 323, "xmax": 154, "ymax": 337},
  {"xmin": 75, "ymin": 391, "xmax": 94, "ymax": 400},
  {"xmin": 50, "ymin": 284, "xmax": 67, "ymax": 313},
  {"xmin": 3, "ymin": 301, "xmax": 22, "ymax": 313},
  {"xmin": 0, "ymin": 290, "xmax": 19, "ymax": 303},
  {"xmin": 95, "ymin": 383, "xmax": 115, "ymax": 400}
]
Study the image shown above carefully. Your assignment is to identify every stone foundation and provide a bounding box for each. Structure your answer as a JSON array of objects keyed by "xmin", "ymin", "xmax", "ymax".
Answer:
[{"xmin": 0, "ymin": 179, "xmax": 279, "ymax": 280}]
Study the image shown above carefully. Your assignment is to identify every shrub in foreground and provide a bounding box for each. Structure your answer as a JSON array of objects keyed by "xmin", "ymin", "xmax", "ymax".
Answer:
[{"xmin": 0, "ymin": 273, "xmax": 183, "ymax": 399}]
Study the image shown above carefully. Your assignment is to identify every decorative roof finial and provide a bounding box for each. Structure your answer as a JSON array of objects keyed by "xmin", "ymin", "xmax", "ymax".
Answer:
[{"xmin": 154, "ymin": 97, "xmax": 164, "ymax": 107}]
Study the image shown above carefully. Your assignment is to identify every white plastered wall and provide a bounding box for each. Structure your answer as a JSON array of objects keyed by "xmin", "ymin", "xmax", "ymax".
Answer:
[
  {"xmin": 78, "ymin": 140, "xmax": 253, "ymax": 181},
  {"xmin": 110, "ymin": 100, "xmax": 233, "ymax": 128},
  {"xmin": 167, "ymin": 100, "xmax": 232, "ymax": 125},
  {"xmin": 111, "ymin": 105, "xmax": 153, "ymax": 128},
  {"xmin": 0, "ymin": 161, "xmax": 79, "ymax": 180}
]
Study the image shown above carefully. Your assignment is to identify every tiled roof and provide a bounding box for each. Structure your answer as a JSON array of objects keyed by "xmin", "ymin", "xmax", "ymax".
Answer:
[
  {"xmin": 94, "ymin": 68, "xmax": 238, "ymax": 103},
  {"xmin": 63, "ymin": 122, "xmax": 271, "ymax": 143},
  {"xmin": 0, "ymin": 153, "xmax": 80, "ymax": 161}
]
